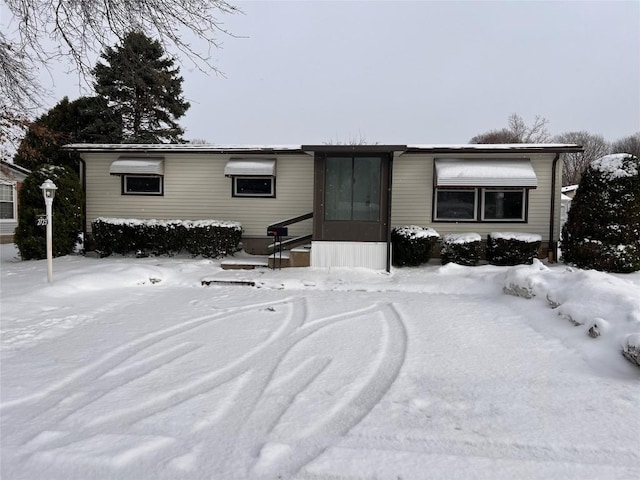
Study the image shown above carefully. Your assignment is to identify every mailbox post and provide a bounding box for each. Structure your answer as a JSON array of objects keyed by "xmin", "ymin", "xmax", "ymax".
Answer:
[{"xmin": 40, "ymin": 179, "xmax": 58, "ymax": 283}]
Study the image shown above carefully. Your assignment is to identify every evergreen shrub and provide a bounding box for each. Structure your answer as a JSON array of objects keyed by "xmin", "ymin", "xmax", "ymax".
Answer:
[
  {"xmin": 487, "ymin": 232, "xmax": 541, "ymax": 266},
  {"xmin": 391, "ymin": 225, "xmax": 439, "ymax": 267},
  {"xmin": 441, "ymin": 233, "xmax": 481, "ymax": 266},
  {"xmin": 561, "ymin": 153, "xmax": 640, "ymax": 273},
  {"xmin": 91, "ymin": 218, "xmax": 242, "ymax": 258},
  {"xmin": 14, "ymin": 165, "xmax": 83, "ymax": 260}
]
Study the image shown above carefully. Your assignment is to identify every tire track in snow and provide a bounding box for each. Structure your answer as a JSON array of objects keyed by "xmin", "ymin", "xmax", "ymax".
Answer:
[
  {"xmin": 333, "ymin": 433, "xmax": 640, "ymax": 469},
  {"xmin": 1, "ymin": 297, "xmax": 294, "ymax": 449},
  {"xmin": 4, "ymin": 298, "xmax": 409, "ymax": 479},
  {"xmin": 6, "ymin": 297, "xmax": 307, "ymax": 456},
  {"xmin": 245, "ymin": 302, "xmax": 408, "ymax": 479}
]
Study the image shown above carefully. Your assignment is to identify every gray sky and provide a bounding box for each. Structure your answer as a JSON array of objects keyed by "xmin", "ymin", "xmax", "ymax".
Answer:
[{"xmin": 28, "ymin": 1, "xmax": 640, "ymax": 144}]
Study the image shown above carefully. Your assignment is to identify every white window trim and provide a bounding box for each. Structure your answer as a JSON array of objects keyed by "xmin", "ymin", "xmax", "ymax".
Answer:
[
  {"xmin": 434, "ymin": 187, "xmax": 529, "ymax": 222},
  {"xmin": 0, "ymin": 181, "xmax": 17, "ymax": 222},
  {"xmin": 481, "ymin": 188, "xmax": 526, "ymax": 222},
  {"xmin": 434, "ymin": 188, "xmax": 478, "ymax": 221},
  {"xmin": 233, "ymin": 176, "xmax": 275, "ymax": 197},
  {"xmin": 122, "ymin": 175, "xmax": 164, "ymax": 195}
]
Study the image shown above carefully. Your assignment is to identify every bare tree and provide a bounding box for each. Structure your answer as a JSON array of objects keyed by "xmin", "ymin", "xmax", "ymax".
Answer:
[
  {"xmin": 1, "ymin": 0, "xmax": 239, "ymax": 114},
  {"xmin": 611, "ymin": 132, "xmax": 640, "ymax": 159},
  {"xmin": 469, "ymin": 128, "xmax": 521, "ymax": 144},
  {"xmin": 470, "ymin": 113, "xmax": 551, "ymax": 144},
  {"xmin": 324, "ymin": 131, "xmax": 378, "ymax": 146},
  {"xmin": 554, "ymin": 131, "xmax": 610, "ymax": 186}
]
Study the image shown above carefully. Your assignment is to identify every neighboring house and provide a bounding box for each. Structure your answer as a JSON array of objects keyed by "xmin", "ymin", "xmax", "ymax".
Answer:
[
  {"xmin": 0, "ymin": 161, "xmax": 30, "ymax": 244},
  {"xmin": 65, "ymin": 143, "xmax": 583, "ymax": 270}
]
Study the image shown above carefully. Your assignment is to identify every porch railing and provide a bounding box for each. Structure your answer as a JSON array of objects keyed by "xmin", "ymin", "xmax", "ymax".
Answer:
[{"xmin": 267, "ymin": 212, "xmax": 313, "ymax": 251}]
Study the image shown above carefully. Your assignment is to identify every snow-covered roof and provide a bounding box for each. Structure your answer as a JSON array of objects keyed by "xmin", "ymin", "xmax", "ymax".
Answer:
[
  {"xmin": 0, "ymin": 160, "xmax": 30, "ymax": 180},
  {"xmin": 64, "ymin": 143, "xmax": 584, "ymax": 155},
  {"xmin": 405, "ymin": 144, "xmax": 583, "ymax": 154},
  {"xmin": 64, "ymin": 144, "xmax": 307, "ymax": 154}
]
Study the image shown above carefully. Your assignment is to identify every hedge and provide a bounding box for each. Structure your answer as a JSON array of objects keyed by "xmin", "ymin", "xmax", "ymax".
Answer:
[
  {"xmin": 91, "ymin": 218, "xmax": 242, "ymax": 258},
  {"xmin": 391, "ymin": 225, "xmax": 440, "ymax": 267},
  {"xmin": 441, "ymin": 233, "xmax": 481, "ymax": 266},
  {"xmin": 487, "ymin": 232, "xmax": 541, "ymax": 266}
]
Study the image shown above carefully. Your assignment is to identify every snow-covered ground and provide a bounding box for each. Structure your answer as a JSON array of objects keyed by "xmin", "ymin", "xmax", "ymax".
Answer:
[{"xmin": 1, "ymin": 243, "xmax": 639, "ymax": 479}]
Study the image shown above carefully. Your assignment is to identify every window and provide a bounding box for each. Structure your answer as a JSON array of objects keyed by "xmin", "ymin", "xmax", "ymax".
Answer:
[
  {"xmin": 434, "ymin": 188, "xmax": 527, "ymax": 222},
  {"xmin": 0, "ymin": 183, "xmax": 15, "ymax": 220},
  {"xmin": 482, "ymin": 189, "xmax": 525, "ymax": 221},
  {"xmin": 435, "ymin": 189, "xmax": 477, "ymax": 221},
  {"xmin": 122, "ymin": 175, "xmax": 163, "ymax": 195},
  {"xmin": 325, "ymin": 156, "xmax": 381, "ymax": 221},
  {"xmin": 233, "ymin": 177, "xmax": 275, "ymax": 197}
]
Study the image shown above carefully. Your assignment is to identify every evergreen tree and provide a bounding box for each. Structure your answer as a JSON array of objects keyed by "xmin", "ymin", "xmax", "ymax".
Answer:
[
  {"xmin": 13, "ymin": 96, "xmax": 122, "ymax": 172},
  {"xmin": 93, "ymin": 32, "xmax": 190, "ymax": 143},
  {"xmin": 14, "ymin": 165, "xmax": 83, "ymax": 260},
  {"xmin": 561, "ymin": 153, "xmax": 640, "ymax": 273}
]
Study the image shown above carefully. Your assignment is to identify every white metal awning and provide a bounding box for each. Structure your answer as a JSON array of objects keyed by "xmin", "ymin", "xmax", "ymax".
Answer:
[
  {"xmin": 110, "ymin": 158, "xmax": 164, "ymax": 175},
  {"xmin": 435, "ymin": 159, "xmax": 537, "ymax": 188},
  {"xmin": 224, "ymin": 158, "xmax": 276, "ymax": 176}
]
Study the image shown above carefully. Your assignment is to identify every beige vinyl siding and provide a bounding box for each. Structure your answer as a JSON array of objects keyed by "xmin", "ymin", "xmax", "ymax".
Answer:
[
  {"xmin": 391, "ymin": 152, "xmax": 561, "ymax": 242},
  {"xmin": 84, "ymin": 153, "xmax": 314, "ymax": 237}
]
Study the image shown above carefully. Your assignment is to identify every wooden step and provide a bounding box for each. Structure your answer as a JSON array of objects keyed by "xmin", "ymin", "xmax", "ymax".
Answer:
[{"xmin": 289, "ymin": 246, "xmax": 311, "ymax": 267}]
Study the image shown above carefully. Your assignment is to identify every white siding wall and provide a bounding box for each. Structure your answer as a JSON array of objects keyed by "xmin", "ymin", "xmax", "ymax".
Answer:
[
  {"xmin": 84, "ymin": 153, "xmax": 314, "ymax": 237},
  {"xmin": 391, "ymin": 152, "xmax": 561, "ymax": 242},
  {"xmin": 311, "ymin": 241, "xmax": 387, "ymax": 269}
]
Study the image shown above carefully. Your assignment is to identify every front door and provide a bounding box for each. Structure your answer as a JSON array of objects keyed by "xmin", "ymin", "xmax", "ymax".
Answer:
[{"xmin": 314, "ymin": 154, "xmax": 390, "ymax": 241}]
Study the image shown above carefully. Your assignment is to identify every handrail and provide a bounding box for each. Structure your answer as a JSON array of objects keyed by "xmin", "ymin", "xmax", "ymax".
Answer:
[
  {"xmin": 267, "ymin": 212, "xmax": 313, "ymax": 252},
  {"xmin": 267, "ymin": 212, "xmax": 313, "ymax": 229}
]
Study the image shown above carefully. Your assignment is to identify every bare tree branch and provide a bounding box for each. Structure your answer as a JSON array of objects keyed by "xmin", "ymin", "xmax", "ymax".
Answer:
[
  {"xmin": 1, "ymin": 0, "xmax": 240, "ymax": 113},
  {"xmin": 554, "ymin": 131, "xmax": 610, "ymax": 185}
]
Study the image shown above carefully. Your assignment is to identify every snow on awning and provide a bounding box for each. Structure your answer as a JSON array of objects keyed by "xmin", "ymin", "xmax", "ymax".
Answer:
[
  {"xmin": 224, "ymin": 158, "xmax": 276, "ymax": 176},
  {"xmin": 110, "ymin": 158, "xmax": 164, "ymax": 175},
  {"xmin": 435, "ymin": 159, "xmax": 537, "ymax": 188}
]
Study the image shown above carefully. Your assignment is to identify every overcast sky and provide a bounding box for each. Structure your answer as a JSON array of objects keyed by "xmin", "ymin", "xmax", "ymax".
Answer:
[{"xmin": 20, "ymin": 1, "xmax": 640, "ymax": 144}]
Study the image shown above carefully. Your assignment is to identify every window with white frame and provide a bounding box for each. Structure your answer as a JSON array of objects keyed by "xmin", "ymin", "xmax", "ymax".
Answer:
[
  {"xmin": 482, "ymin": 189, "xmax": 526, "ymax": 221},
  {"xmin": 435, "ymin": 189, "xmax": 477, "ymax": 220},
  {"xmin": 434, "ymin": 187, "xmax": 527, "ymax": 222},
  {"xmin": 122, "ymin": 175, "xmax": 163, "ymax": 195},
  {"xmin": 233, "ymin": 177, "xmax": 275, "ymax": 197},
  {"xmin": 0, "ymin": 183, "xmax": 16, "ymax": 220}
]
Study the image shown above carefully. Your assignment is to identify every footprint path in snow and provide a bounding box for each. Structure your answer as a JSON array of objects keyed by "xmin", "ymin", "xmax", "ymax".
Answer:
[{"xmin": 1, "ymin": 296, "xmax": 408, "ymax": 479}]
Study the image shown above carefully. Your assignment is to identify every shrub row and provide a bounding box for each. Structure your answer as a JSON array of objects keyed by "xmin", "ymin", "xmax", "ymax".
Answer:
[
  {"xmin": 91, "ymin": 218, "xmax": 242, "ymax": 258},
  {"xmin": 392, "ymin": 227, "xmax": 541, "ymax": 267}
]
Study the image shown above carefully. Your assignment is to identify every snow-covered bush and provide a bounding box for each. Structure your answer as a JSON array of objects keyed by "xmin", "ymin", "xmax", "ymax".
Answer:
[
  {"xmin": 623, "ymin": 334, "xmax": 640, "ymax": 366},
  {"xmin": 561, "ymin": 153, "xmax": 640, "ymax": 273},
  {"xmin": 440, "ymin": 233, "xmax": 481, "ymax": 266},
  {"xmin": 391, "ymin": 225, "xmax": 439, "ymax": 267},
  {"xmin": 91, "ymin": 218, "xmax": 242, "ymax": 258},
  {"xmin": 487, "ymin": 232, "xmax": 541, "ymax": 266},
  {"xmin": 14, "ymin": 165, "xmax": 83, "ymax": 260},
  {"xmin": 502, "ymin": 260, "xmax": 640, "ymax": 368}
]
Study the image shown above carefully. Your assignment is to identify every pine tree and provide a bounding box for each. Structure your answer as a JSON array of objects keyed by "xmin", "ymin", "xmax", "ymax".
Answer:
[
  {"xmin": 13, "ymin": 96, "xmax": 122, "ymax": 172},
  {"xmin": 561, "ymin": 153, "xmax": 640, "ymax": 273},
  {"xmin": 93, "ymin": 32, "xmax": 190, "ymax": 143}
]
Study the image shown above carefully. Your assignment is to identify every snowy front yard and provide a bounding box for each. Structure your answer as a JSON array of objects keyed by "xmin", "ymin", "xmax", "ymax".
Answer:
[{"xmin": 1, "ymin": 245, "xmax": 639, "ymax": 479}]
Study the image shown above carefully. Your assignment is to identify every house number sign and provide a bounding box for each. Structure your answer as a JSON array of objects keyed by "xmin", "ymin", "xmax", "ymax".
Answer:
[{"xmin": 36, "ymin": 214, "xmax": 48, "ymax": 226}]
